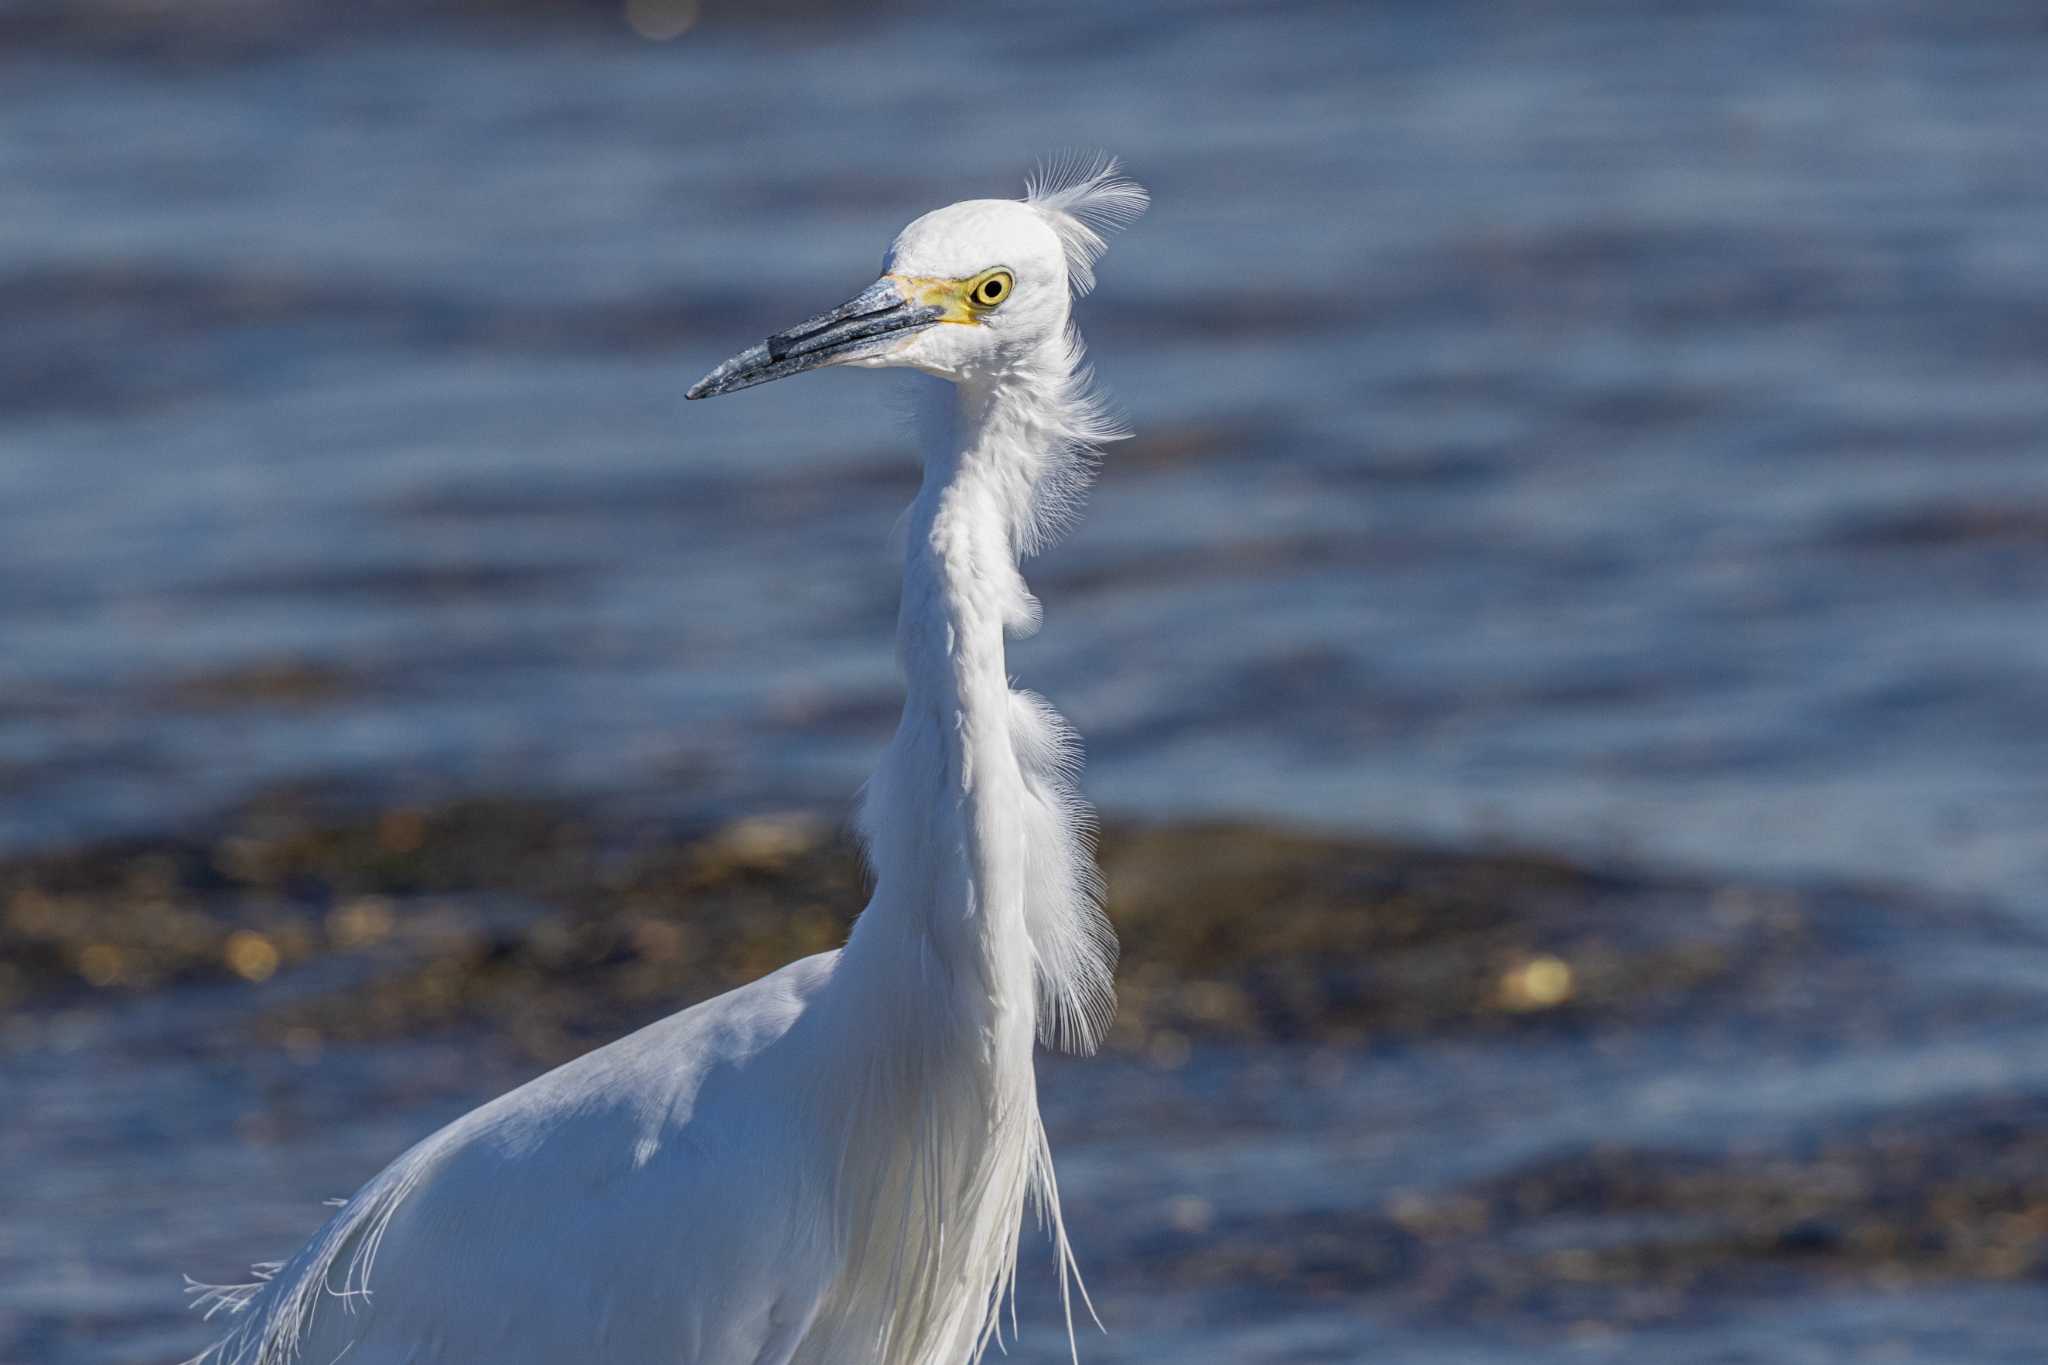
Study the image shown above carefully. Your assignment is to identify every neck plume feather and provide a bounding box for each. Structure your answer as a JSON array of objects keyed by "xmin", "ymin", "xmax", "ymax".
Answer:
[{"xmin": 824, "ymin": 331, "xmax": 1122, "ymax": 1364}]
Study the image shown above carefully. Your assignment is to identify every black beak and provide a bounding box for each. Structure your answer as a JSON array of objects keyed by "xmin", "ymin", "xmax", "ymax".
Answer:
[{"xmin": 686, "ymin": 278, "xmax": 944, "ymax": 400}]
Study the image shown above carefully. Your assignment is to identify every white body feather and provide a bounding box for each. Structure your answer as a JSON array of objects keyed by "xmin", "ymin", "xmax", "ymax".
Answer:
[{"xmin": 187, "ymin": 158, "xmax": 1144, "ymax": 1365}]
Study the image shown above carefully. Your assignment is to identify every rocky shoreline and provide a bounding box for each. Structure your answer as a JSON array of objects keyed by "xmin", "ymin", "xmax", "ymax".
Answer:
[{"xmin": 0, "ymin": 792, "xmax": 1865, "ymax": 1058}]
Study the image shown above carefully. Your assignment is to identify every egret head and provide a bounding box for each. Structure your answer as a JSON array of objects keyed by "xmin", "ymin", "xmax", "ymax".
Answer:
[{"xmin": 687, "ymin": 156, "xmax": 1146, "ymax": 400}]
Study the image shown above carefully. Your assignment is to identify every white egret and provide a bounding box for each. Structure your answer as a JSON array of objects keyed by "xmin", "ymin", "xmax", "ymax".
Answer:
[{"xmin": 185, "ymin": 154, "xmax": 1147, "ymax": 1365}]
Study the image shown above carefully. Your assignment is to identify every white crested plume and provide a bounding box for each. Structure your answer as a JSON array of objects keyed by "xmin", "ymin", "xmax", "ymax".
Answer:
[
  {"xmin": 997, "ymin": 153, "xmax": 1147, "ymax": 558},
  {"xmin": 1023, "ymin": 152, "xmax": 1149, "ymax": 298}
]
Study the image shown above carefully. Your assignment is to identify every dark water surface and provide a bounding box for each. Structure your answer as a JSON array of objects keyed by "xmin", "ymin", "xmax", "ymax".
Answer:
[
  {"xmin": 4, "ymin": 1, "xmax": 2048, "ymax": 1361},
  {"xmin": 3, "ymin": 0, "xmax": 2044, "ymax": 907}
]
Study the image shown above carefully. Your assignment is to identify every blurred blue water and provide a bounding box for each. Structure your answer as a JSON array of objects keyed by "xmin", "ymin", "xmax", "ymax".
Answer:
[
  {"xmin": 3, "ymin": 0, "xmax": 2044, "ymax": 909},
  {"xmin": 13, "ymin": 945, "xmax": 2048, "ymax": 1364}
]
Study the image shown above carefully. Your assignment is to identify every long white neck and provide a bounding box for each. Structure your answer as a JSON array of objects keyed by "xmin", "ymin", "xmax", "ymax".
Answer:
[
  {"xmin": 845, "ymin": 331, "xmax": 1117, "ymax": 1042},
  {"xmin": 808, "ymin": 336, "xmax": 1117, "ymax": 1365},
  {"xmin": 846, "ymin": 376, "xmax": 1040, "ymax": 1005}
]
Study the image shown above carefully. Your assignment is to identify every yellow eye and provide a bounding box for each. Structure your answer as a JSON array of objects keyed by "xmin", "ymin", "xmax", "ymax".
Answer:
[{"xmin": 970, "ymin": 271, "xmax": 1012, "ymax": 308}]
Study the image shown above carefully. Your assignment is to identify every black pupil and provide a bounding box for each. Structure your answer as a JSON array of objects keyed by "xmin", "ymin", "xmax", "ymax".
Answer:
[{"xmin": 982, "ymin": 279, "xmax": 1003, "ymax": 300}]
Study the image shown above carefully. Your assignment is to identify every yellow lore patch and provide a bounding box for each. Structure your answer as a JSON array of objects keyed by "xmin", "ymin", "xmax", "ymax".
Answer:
[{"xmin": 886, "ymin": 268, "xmax": 1014, "ymax": 324}]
